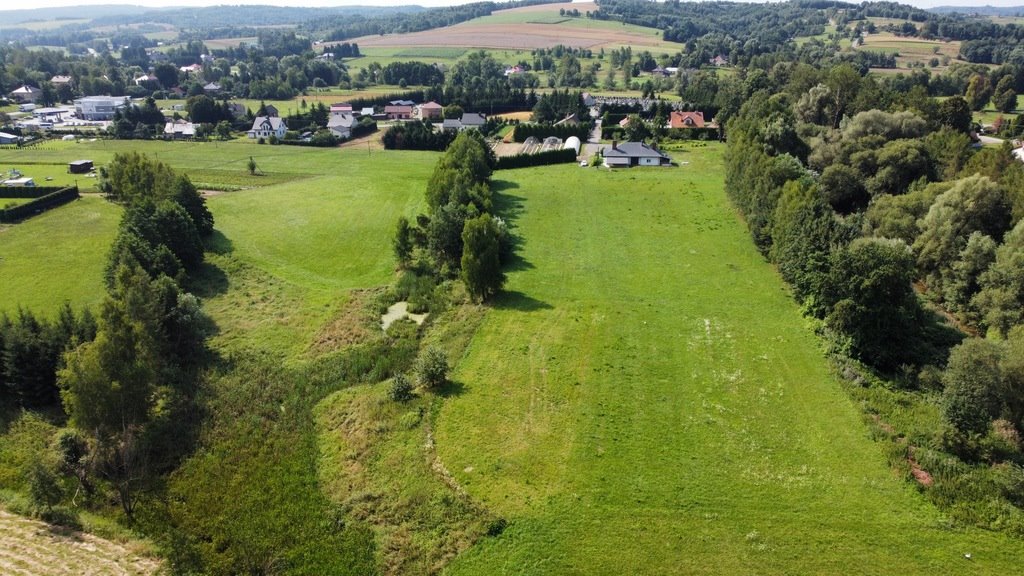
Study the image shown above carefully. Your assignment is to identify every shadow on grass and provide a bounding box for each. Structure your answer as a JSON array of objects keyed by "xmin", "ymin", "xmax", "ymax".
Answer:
[
  {"xmin": 437, "ymin": 379, "xmax": 467, "ymax": 398},
  {"xmin": 491, "ymin": 290, "xmax": 553, "ymax": 312},
  {"xmin": 190, "ymin": 261, "xmax": 229, "ymax": 300},
  {"xmin": 188, "ymin": 230, "xmax": 234, "ymax": 299},
  {"xmin": 206, "ymin": 229, "xmax": 234, "ymax": 255}
]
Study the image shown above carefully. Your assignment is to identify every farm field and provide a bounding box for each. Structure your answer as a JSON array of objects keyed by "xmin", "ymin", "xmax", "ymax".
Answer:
[
  {"xmin": 0, "ymin": 509, "xmax": 160, "ymax": 576},
  {"xmin": 857, "ymin": 31, "xmax": 963, "ymax": 70},
  {"xmin": 432, "ymin": 145, "xmax": 1024, "ymax": 574},
  {"xmin": 350, "ymin": 2, "xmax": 674, "ymax": 52}
]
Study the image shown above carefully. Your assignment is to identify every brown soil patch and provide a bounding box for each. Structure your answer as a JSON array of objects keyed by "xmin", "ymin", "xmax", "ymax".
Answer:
[
  {"xmin": 494, "ymin": 111, "xmax": 532, "ymax": 122},
  {"xmin": 907, "ymin": 448, "xmax": 934, "ymax": 487},
  {"xmin": 338, "ymin": 130, "xmax": 386, "ymax": 152},
  {"xmin": 353, "ymin": 21, "xmax": 660, "ymax": 50},
  {"xmin": 498, "ymin": 2, "xmax": 598, "ymax": 14},
  {"xmin": 309, "ymin": 288, "xmax": 382, "ymax": 354}
]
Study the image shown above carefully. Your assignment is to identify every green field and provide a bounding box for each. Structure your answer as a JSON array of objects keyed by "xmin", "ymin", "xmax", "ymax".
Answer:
[
  {"xmin": 4, "ymin": 136, "xmax": 1024, "ymax": 572},
  {"xmin": 0, "ymin": 138, "xmax": 435, "ymax": 352},
  {"xmin": 0, "ymin": 195, "xmax": 120, "ymax": 316},
  {"xmin": 429, "ymin": 145, "xmax": 1024, "ymax": 574}
]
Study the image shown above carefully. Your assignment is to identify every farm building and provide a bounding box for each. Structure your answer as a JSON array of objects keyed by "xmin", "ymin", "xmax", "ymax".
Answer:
[
  {"xmin": 602, "ymin": 142, "xmax": 671, "ymax": 167},
  {"xmin": 384, "ymin": 103, "xmax": 414, "ymax": 120},
  {"xmin": 330, "ymin": 102, "xmax": 353, "ymax": 115},
  {"xmin": 68, "ymin": 160, "xmax": 94, "ymax": 174},
  {"xmin": 0, "ymin": 132, "xmax": 20, "ymax": 145}
]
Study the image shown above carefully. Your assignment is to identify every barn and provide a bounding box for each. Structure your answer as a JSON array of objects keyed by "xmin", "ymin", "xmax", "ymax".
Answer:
[{"xmin": 68, "ymin": 160, "xmax": 94, "ymax": 174}]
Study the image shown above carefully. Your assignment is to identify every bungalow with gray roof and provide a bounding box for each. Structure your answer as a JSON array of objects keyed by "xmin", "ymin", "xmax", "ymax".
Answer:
[{"xmin": 602, "ymin": 141, "xmax": 671, "ymax": 167}]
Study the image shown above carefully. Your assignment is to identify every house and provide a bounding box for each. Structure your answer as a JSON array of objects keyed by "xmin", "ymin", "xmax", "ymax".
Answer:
[
  {"xmin": 602, "ymin": 141, "xmax": 672, "ymax": 167},
  {"xmin": 203, "ymin": 82, "xmax": 221, "ymax": 95},
  {"xmin": 582, "ymin": 92, "xmax": 595, "ymax": 107},
  {"xmin": 74, "ymin": 96, "xmax": 129, "ymax": 120},
  {"xmin": 316, "ymin": 52, "xmax": 335, "ymax": 60},
  {"xmin": 226, "ymin": 102, "xmax": 247, "ymax": 118},
  {"xmin": 327, "ymin": 113, "xmax": 357, "ymax": 139},
  {"xmin": 1013, "ymin": 146, "xmax": 1024, "ymax": 163},
  {"xmin": 248, "ymin": 116, "xmax": 287, "ymax": 139},
  {"xmin": 68, "ymin": 160, "xmax": 94, "ymax": 174},
  {"xmin": 9, "ymin": 85, "xmax": 42, "ymax": 103},
  {"xmin": 330, "ymin": 102, "xmax": 353, "ymax": 115},
  {"xmin": 384, "ymin": 103, "xmax": 413, "ymax": 120},
  {"xmin": 460, "ymin": 113, "xmax": 486, "ymax": 130},
  {"xmin": 417, "ymin": 101, "xmax": 442, "ymax": 120},
  {"xmin": 504, "ymin": 65, "xmax": 524, "ymax": 76},
  {"xmin": 358, "ymin": 107, "xmax": 375, "ymax": 117},
  {"xmin": 669, "ymin": 110, "xmax": 705, "ymax": 129},
  {"xmin": 3, "ymin": 177, "xmax": 35, "ymax": 187},
  {"xmin": 0, "ymin": 132, "xmax": 20, "ymax": 145},
  {"xmin": 389, "ymin": 99, "xmax": 415, "ymax": 106},
  {"xmin": 179, "ymin": 63, "xmax": 203, "ymax": 75},
  {"xmin": 651, "ymin": 66, "xmax": 670, "ymax": 77},
  {"xmin": 710, "ymin": 55, "xmax": 728, "ymax": 67},
  {"xmin": 164, "ymin": 120, "xmax": 196, "ymax": 139},
  {"xmin": 618, "ymin": 116, "xmax": 632, "ymax": 128},
  {"xmin": 50, "ymin": 75, "xmax": 73, "ymax": 86},
  {"xmin": 262, "ymin": 104, "xmax": 279, "ymax": 117},
  {"xmin": 134, "ymin": 74, "xmax": 157, "ymax": 86},
  {"xmin": 442, "ymin": 118, "xmax": 463, "ymax": 131},
  {"xmin": 554, "ymin": 113, "xmax": 581, "ymax": 126}
]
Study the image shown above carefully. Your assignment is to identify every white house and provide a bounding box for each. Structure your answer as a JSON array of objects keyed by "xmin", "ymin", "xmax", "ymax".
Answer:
[
  {"xmin": 9, "ymin": 85, "xmax": 42, "ymax": 103},
  {"xmin": 164, "ymin": 120, "xmax": 196, "ymax": 139},
  {"xmin": 73, "ymin": 96, "xmax": 129, "ymax": 120},
  {"xmin": 327, "ymin": 113, "xmax": 358, "ymax": 139},
  {"xmin": 248, "ymin": 116, "xmax": 287, "ymax": 139}
]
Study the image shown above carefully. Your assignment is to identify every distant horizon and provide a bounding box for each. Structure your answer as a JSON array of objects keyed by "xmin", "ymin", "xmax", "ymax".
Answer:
[{"xmin": 3, "ymin": 0, "xmax": 1024, "ymax": 14}]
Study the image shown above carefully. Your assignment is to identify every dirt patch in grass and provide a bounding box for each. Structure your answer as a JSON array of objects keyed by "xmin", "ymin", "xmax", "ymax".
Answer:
[
  {"xmin": 907, "ymin": 448, "xmax": 934, "ymax": 487},
  {"xmin": 0, "ymin": 508, "xmax": 161, "ymax": 576},
  {"xmin": 309, "ymin": 288, "xmax": 383, "ymax": 355},
  {"xmin": 338, "ymin": 130, "xmax": 386, "ymax": 152}
]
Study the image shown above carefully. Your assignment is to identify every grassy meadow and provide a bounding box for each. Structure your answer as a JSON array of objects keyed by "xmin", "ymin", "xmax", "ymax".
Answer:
[
  {"xmin": 0, "ymin": 139, "xmax": 433, "ymax": 354},
  {"xmin": 431, "ymin": 144, "xmax": 1024, "ymax": 574},
  {"xmin": 3, "ymin": 133, "xmax": 1024, "ymax": 572},
  {"xmin": 0, "ymin": 195, "xmax": 120, "ymax": 316}
]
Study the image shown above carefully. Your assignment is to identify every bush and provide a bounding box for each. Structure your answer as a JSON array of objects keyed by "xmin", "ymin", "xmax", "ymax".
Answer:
[
  {"xmin": 512, "ymin": 123, "xmax": 589, "ymax": 143},
  {"xmin": 388, "ymin": 374, "xmax": 414, "ymax": 402},
  {"xmin": 414, "ymin": 346, "xmax": 448, "ymax": 391},
  {"xmin": 0, "ymin": 186, "xmax": 79, "ymax": 223},
  {"xmin": 495, "ymin": 148, "xmax": 577, "ymax": 170}
]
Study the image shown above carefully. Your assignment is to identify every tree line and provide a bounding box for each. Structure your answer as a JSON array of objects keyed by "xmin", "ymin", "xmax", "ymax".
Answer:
[
  {"xmin": 724, "ymin": 60, "xmax": 1024, "ymax": 534},
  {"xmin": 392, "ymin": 131, "xmax": 507, "ymax": 302}
]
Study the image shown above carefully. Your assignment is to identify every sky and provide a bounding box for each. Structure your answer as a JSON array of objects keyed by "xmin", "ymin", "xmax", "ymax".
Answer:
[{"xmin": 5, "ymin": 0, "xmax": 1024, "ymax": 11}]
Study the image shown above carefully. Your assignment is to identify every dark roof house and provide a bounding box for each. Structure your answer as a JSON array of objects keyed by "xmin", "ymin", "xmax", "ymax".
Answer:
[{"xmin": 602, "ymin": 141, "xmax": 671, "ymax": 168}]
